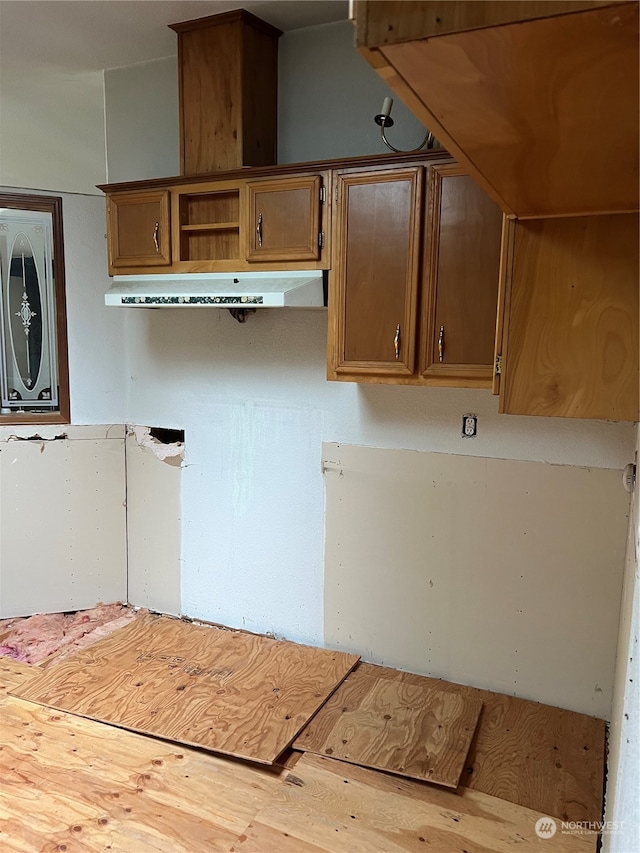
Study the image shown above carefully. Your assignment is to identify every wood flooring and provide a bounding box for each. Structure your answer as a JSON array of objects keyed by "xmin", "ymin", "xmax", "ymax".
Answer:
[
  {"xmin": 295, "ymin": 663, "xmax": 605, "ymax": 823},
  {"xmin": 12, "ymin": 614, "xmax": 360, "ymax": 764},
  {"xmin": 2, "ymin": 616, "xmax": 605, "ymax": 852},
  {"xmin": 0, "ymin": 661, "xmax": 287, "ymax": 853},
  {"xmin": 231, "ymin": 754, "xmax": 597, "ymax": 853},
  {"xmin": 0, "ymin": 658, "xmax": 597, "ymax": 853},
  {"xmin": 293, "ymin": 666, "xmax": 482, "ymax": 787}
]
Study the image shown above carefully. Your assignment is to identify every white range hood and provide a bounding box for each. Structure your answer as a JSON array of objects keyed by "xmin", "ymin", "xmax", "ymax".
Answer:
[{"xmin": 105, "ymin": 271, "xmax": 326, "ymax": 309}]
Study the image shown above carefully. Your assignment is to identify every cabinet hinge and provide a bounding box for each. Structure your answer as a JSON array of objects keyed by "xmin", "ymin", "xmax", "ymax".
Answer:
[
  {"xmin": 335, "ymin": 185, "xmax": 339, "ymax": 203},
  {"xmin": 319, "ymin": 186, "xmax": 326, "ymax": 204},
  {"xmin": 318, "ymin": 230, "xmax": 325, "ymax": 249},
  {"xmin": 495, "ymin": 354, "xmax": 502, "ymax": 375}
]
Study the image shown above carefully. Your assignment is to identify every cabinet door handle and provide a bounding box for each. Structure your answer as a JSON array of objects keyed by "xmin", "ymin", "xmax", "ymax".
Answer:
[
  {"xmin": 438, "ymin": 325, "xmax": 445, "ymax": 362},
  {"xmin": 256, "ymin": 212, "xmax": 263, "ymax": 247},
  {"xmin": 152, "ymin": 221, "xmax": 160, "ymax": 253},
  {"xmin": 394, "ymin": 324, "xmax": 401, "ymax": 360}
]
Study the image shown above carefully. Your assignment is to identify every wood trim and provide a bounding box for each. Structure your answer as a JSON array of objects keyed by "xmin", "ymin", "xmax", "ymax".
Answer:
[
  {"xmin": 492, "ymin": 215, "xmax": 516, "ymax": 396},
  {"xmin": 96, "ymin": 151, "xmax": 453, "ymax": 194},
  {"xmin": 169, "ymin": 8, "xmax": 282, "ymax": 40},
  {"xmin": 421, "ymin": 364, "xmax": 494, "ymax": 382},
  {"xmin": 0, "ymin": 193, "xmax": 70, "ymax": 425},
  {"xmin": 419, "ymin": 161, "xmax": 446, "ymax": 376},
  {"xmin": 356, "ymin": 0, "xmax": 628, "ymax": 46}
]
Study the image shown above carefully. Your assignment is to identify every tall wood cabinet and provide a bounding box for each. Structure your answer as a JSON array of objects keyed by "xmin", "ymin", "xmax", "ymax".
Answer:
[
  {"xmin": 329, "ymin": 168, "xmax": 423, "ymax": 377},
  {"xmin": 420, "ymin": 164, "xmax": 502, "ymax": 385},
  {"xmin": 169, "ymin": 11, "xmax": 281, "ymax": 175},
  {"xmin": 328, "ymin": 162, "xmax": 504, "ymax": 386}
]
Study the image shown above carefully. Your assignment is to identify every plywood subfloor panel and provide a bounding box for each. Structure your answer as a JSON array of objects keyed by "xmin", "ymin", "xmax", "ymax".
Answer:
[
  {"xmin": 297, "ymin": 663, "xmax": 604, "ymax": 823},
  {"xmin": 0, "ymin": 657, "xmax": 36, "ymax": 696},
  {"xmin": 293, "ymin": 666, "xmax": 482, "ymax": 788},
  {"xmin": 0, "ymin": 696, "xmax": 287, "ymax": 853},
  {"xmin": 12, "ymin": 614, "xmax": 359, "ymax": 764},
  {"xmin": 230, "ymin": 753, "xmax": 597, "ymax": 853}
]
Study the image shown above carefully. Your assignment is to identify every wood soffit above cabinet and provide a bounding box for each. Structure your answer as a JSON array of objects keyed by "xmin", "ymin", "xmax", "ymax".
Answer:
[{"xmin": 356, "ymin": 1, "xmax": 639, "ymax": 218}]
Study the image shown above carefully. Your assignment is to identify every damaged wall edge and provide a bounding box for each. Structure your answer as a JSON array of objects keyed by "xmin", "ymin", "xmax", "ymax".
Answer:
[{"xmin": 129, "ymin": 425, "xmax": 185, "ymax": 466}]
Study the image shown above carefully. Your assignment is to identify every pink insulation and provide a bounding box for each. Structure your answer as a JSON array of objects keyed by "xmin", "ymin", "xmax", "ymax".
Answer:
[{"xmin": 0, "ymin": 603, "xmax": 144, "ymax": 665}]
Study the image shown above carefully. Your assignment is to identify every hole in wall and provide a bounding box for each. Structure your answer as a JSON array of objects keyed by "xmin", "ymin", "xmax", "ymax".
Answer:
[{"xmin": 149, "ymin": 428, "xmax": 185, "ymax": 445}]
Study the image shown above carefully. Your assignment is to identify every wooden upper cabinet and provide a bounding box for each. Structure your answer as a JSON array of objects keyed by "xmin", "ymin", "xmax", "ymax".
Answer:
[
  {"xmin": 246, "ymin": 176, "xmax": 323, "ymax": 262},
  {"xmin": 106, "ymin": 190, "xmax": 171, "ymax": 271},
  {"xmin": 330, "ymin": 168, "xmax": 423, "ymax": 377},
  {"xmin": 170, "ymin": 11, "xmax": 281, "ymax": 176},
  {"xmin": 421, "ymin": 164, "xmax": 503, "ymax": 384},
  {"xmin": 498, "ymin": 213, "xmax": 639, "ymax": 421}
]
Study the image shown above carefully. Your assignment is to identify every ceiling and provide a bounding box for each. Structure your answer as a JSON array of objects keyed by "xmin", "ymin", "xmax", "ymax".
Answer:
[{"xmin": 0, "ymin": 0, "xmax": 350, "ymax": 73}]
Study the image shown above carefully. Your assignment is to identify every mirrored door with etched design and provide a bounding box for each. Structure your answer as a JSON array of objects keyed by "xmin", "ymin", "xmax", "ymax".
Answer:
[{"xmin": 0, "ymin": 195, "xmax": 69, "ymax": 422}]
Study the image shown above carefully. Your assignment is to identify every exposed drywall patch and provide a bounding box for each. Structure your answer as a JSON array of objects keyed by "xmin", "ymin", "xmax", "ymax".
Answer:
[
  {"xmin": 0, "ymin": 436, "xmax": 127, "ymax": 617},
  {"xmin": 130, "ymin": 425, "xmax": 184, "ymax": 465},
  {"xmin": 0, "ymin": 424, "xmax": 125, "ymax": 442},
  {"xmin": 324, "ymin": 443, "xmax": 629, "ymax": 718},
  {"xmin": 6, "ymin": 432, "xmax": 68, "ymax": 441},
  {"xmin": 125, "ymin": 431, "xmax": 181, "ymax": 615},
  {"xmin": 6, "ymin": 432, "xmax": 68, "ymax": 452}
]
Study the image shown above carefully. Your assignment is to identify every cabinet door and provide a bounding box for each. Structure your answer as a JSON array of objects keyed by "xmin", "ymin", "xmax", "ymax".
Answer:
[
  {"xmin": 499, "ymin": 214, "xmax": 639, "ymax": 420},
  {"xmin": 330, "ymin": 168, "xmax": 423, "ymax": 377},
  {"xmin": 246, "ymin": 177, "xmax": 322, "ymax": 262},
  {"xmin": 420, "ymin": 165, "xmax": 502, "ymax": 385},
  {"xmin": 107, "ymin": 190, "xmax": 171, "ymax": 269}
]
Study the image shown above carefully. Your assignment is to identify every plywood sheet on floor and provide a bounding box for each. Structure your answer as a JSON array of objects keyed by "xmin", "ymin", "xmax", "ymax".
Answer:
[
  {"xmin": 298, "ymin": 663, "xmax": 605, "ymax": 823},
  {"xmin": 230, "ymin": 753, "xmax": 597, "ymax": 853},
  {"xmin": 0, "ymin": 657, "xmax": 36, "ymax": 696},
  {"xmin": 293, "ymin": 665, "xmax": 482, "ymax": 787},
  {"xmin": 12, "ymin": 614, "xmax": 359, "ymax": 764},
  {"xmin": 0, "ymin": 696, "xmax": 287, "ymax": 853}
]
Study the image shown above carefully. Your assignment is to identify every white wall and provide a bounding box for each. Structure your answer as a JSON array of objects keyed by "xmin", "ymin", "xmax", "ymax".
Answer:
[
  {"xmin": 105, "ymin": 58, "xmax": 180, "ymax": 183},
  {"xmin": 0, "ymin": 63, "xmax": 106, "ymax": 195},
  {"xmin": 278, "ymin": 21, "xmax": 428, "ymax": 163},
  {"xmin": 121, "ymin": 305, "xmax": 635, "ymax": 656},
  {"xmin": 61, "ymin": 192, "xmax": 128, "ymax": 424},
  {"xmin": 604, "ymin": 427, "xmax": 639, "ymax": 850}
]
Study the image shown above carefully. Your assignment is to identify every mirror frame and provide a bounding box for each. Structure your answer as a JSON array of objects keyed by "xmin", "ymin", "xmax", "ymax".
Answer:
[{"xmin": 0, "ymin": 193, "xmax": 70, "ymax": 424}]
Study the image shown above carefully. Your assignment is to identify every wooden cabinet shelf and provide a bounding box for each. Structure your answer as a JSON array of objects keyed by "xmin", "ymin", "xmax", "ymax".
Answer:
[{"xmin": 180, "ymin": 222, "xmax": 240, "ymax": 232}]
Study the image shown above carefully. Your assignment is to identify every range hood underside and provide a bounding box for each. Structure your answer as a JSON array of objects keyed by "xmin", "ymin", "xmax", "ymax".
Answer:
[{"xmin": 106, "ymin": 271, "xmax": 326, "ymax": 308}]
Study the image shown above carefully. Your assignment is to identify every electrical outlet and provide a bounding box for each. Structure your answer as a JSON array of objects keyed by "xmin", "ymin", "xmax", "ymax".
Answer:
[{"xmin": 462, "ymin": 414, "xmax": 477, "ymax": 438}]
